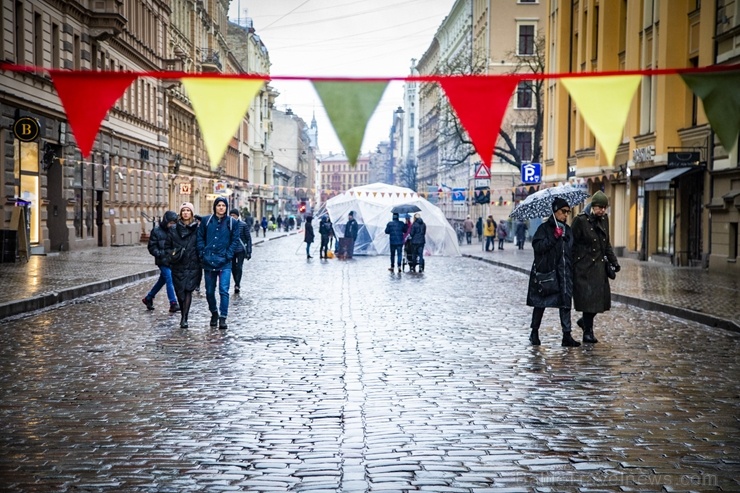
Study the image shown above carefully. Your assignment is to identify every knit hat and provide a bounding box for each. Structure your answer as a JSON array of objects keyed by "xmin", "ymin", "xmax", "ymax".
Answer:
[
  {"xmin": 590, "ymin": 191, "xmax": 609, "ymax": 207},
  {"xmin": 180, "ymin": 202, "xmax": 195, "ymax": 216},
  {"xmin": 552, "ymin": 197, "xmax": 570, "ymax": 212},
  {"xmin": 229, "ymin": 208, "xmax": 240, "ymax": 217}
]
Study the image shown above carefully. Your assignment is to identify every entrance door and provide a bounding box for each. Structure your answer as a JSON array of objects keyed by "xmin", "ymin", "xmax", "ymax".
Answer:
[
  {"xmin": 46, "ymin": 148, "xmax": 68, "ymax": 251},
  {"xmin": 96, "ymin": 190, "xmax": 104, "ymax": 247},
  {"xmin": 686, "ymin": 175, "xmax": 703, "ymax": 265}
]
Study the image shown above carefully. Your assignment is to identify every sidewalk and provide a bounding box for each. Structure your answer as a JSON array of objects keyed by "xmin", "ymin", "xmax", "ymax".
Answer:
[
  {"xmin": 1, "ymin": 234, "xmax": 738, "ymax": 332},
  {"xmin": 0, "ymin": 232, "xmax": 293, "ymax": 320},
  {"xmin": 459, "ymin": 241, "xmax": 740, "ymax": 332}
]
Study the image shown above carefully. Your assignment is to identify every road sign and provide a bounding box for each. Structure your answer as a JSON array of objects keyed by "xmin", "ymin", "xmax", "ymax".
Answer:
[
  {"xmin": 474, "ymin": 179, "xmax": 490, "ymax": 188},
  {"xmin": 474, "ymin": 163, "xmax": 491, "ymax": 179},
  {"xmin": 451, "ymin": 188, "xmax": 466, "ymax": 202},
  {"xmin": 521, "ymin": 163, "xmax": 541, "ymax": 184}
]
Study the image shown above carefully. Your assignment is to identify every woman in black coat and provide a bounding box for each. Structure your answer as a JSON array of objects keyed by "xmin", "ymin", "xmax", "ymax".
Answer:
[
  {"xmin": 166, "ymin": 202, "xmax": 201, "ymax": 328},
  {"xmin": 304, "ymin": 216, "xmax": 315, "ymax": 259},
  {"xmin": 571, "ymin": 191, "xmax": 620, "ymax": 343},
  {"xmin": 526, "ymin": 198, "xmax": 580, "ymax": 347}
]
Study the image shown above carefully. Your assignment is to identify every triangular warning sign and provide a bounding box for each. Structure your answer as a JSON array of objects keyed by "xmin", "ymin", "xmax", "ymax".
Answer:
[{"xmin": 475, "ymin": 163, "xmax": 491, "ymax": 179}]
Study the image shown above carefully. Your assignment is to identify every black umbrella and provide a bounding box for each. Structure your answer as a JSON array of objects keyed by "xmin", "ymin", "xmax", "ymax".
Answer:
[{"xmin": 391, "ymin": 203, "xmax": 421, "ymax": 214}]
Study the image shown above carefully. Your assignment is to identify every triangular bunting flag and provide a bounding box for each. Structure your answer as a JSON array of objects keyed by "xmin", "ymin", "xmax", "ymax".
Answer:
[
  {"xmin": 181, "ymin": 77, "xmax": 264, "ymax": 169},
  {"xmin": 50, "ymin": 70, "xmax": 138, "ymax": 158},
  {"xmin": 681, "ymin": 70, "xmax": 740, "ymax": 152},
  {"xmin": 312, "ymin": 80, "xmax": 388, "ymax": 165},
  {"xmin": 560, "ymin": 75, "xmax": 641, "ymax": 165},
  {"xmin": 438, "ymin": 75, "xmax": 520, "ymax": 168}
]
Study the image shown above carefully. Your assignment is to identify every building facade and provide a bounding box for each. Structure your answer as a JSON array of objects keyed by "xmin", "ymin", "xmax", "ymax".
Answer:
[
  {"xmin": 319, "ymin": 152, "xmax": 370, "ymax": 203},
  {"xmin": 1, "ymin": 0, "xmax": 276, "ymax": 257},
  {"xmin": 545, "ymin": 0, "xmax": 737, "ymax": 272}
]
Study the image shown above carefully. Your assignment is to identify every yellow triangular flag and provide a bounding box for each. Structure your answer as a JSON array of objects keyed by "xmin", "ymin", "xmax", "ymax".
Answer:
[
  {"xmin": 181, "ymin": 77, "xmax": 264, "ymax": 169},
  {"xmin": 560, "ymin": 75, "xmax": 641, "ymax": 165}
]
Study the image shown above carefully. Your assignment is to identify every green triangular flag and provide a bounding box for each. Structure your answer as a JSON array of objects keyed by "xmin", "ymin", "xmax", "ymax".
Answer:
[
  {"xmin": 681, "ymin": 70, "xmax": 740, "ymax": 152},
  {"xmin": 312, "ymin": 80, "xmax": 389, "ymax": 165}
]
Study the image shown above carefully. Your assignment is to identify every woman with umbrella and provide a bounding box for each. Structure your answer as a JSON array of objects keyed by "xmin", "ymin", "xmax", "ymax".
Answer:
[{"xmin": 517, "ymin": 193, "xmax": 585, "ymax": 347}]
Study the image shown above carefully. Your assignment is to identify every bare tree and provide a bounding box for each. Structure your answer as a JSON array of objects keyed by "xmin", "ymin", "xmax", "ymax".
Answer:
[
  {"xmin": 434, "ymin": 36, "xmax": 546, "ymax": 171},
  {"xmin": 397, "ymin": 156, "xmax": 418, "ymax": 190}
]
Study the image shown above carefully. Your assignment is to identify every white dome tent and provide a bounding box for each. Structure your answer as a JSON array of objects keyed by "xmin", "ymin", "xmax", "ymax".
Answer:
[{"xmin": 324, "ymin": 183, "xmax": 461, "ymax": 257}]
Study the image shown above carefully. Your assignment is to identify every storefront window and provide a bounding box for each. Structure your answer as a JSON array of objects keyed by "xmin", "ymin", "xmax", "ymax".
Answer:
[
  {"xmin": 15, "ymin": 141, "xmax": 40, "ymax": 244},
  {"xmin": 656, "ymin": 189, "xmax": 675, "ymax": 255}
]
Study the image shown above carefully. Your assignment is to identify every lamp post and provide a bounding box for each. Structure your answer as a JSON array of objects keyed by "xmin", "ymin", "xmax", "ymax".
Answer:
[{"xmin": 388, "ymin": 106, "xmax": 404, "ymax": 185}]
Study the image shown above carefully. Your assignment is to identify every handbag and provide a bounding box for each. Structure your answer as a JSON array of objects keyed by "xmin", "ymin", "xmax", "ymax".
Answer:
[
  {"xmin": 604, "ymin": 256, "xmax": 616, "ymax": 280},
  {"xmin": 170, "ymin": 247, "xmax": 185, "ymax": 265}
]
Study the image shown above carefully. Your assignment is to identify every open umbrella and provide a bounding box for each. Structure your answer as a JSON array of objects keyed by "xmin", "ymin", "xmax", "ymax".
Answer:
[
  {"xmin": 509, "ymin": 184, "xmax": 590, "ymax": 220},
  {"xmin": 391, "ymin": 203, "xmax": 422, "ymax": 215}
]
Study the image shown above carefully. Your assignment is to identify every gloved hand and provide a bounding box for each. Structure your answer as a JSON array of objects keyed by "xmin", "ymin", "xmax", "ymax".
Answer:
[
  {"xmin": 246, "ymin": 254, "xmax": 251, "ymax": 261},
  {"xmin": 613, "ymin": 263, "xmax": 621, "ymax": 272},
  {"xmin": 554, "ymin": 227, "xmax": 563, "ymax": 239}
]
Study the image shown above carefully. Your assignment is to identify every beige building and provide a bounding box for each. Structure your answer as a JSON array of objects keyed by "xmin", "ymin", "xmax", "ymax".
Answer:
[
  {"xmin": 545, "ymin": 0, "xmax": 737, "ymax": 273},
  {"xmin": 319, "ymin": 152, "xmax": 370, "ymax": 203},
  {"xmin": 0, "ymin": 0, "xmax": 276, "ymax": 258},
  {"xmin": 1, "ymin": 0, "xmax": 171, "ymax": 253}
]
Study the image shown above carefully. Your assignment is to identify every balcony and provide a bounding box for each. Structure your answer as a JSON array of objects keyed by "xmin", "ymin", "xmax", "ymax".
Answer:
[{"xmin": 200, "ymin": 49, "xmax": 222, "ymax": 73}]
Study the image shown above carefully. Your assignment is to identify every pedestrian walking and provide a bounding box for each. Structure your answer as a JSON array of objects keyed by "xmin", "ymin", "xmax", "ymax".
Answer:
[
  {"xmin": 318, "ymin": 215, "xmax": 333, "ymax": 259},
  {"xmin": 196, "ymin": 197, "xmax": 240, "ymax": 330},
  {"xmin": 142, "ymin": 210, "xmax": 180, "ymax": 313},
  {"xmin": 571, "ymin": 191, "xmax": 620, "ymax": 343},
  {"xmin": 339, "ymin": 211, "xmax": 359, "ymax": 259},
  {"xmin": 261, "ymin": 216, "xmax": 268, "ymax": 236},
  {"xmin": 277, "ymin": 214, "xmax": 283, "ymax": 231},
  {"xmin": 385, "ymin": 211, "xmax": 405, "ymax": 272},
  {"xmin": 498, "ymin": 220, "xmax": 508, "ymax": 250},
  {"xmin": 526, "ymin": 198, "xmax": 581, "ymax": 347},
  {"xmin": 253, "ymin": 218, "xmax": 261, "ymax": 237},
  {"xmin": 515, "ymin": 220, "xmax": 528, "ymax": 250},
  {"xmin": 476, "ymin": 216, "xmax": 483, "ymax": 243},
  {"xmin": 166, "ymin": 202, "xmax": 200, "ymax": 328},
  {"xmin": 229, "ymin": 208, "xmax": 252, "ymax": 294},
  {"xmin": 483, "ymin": 215, "xmax": 497, "ymax": 252},
  {"xmin": 304, "ymin": 215, "xmax": 315, "ymax": 259},
  {"xmin": 409, "ymin": 212, "xmax": 427, "ymax": 272},
  {"xmin": 463, "ymin": 215, "xmax": 474, "ymax": 245}
]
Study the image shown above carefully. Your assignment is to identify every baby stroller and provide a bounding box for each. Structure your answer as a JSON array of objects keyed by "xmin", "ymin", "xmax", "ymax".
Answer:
[{"xmin": 402, "ymin": 239, "xmax": 418, "ymax": 272}]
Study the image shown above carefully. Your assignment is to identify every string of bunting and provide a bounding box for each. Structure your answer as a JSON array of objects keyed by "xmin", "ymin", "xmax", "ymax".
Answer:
[{"xmin": 3, "ymin": 62, "xmax": 739, "ymax": 174}]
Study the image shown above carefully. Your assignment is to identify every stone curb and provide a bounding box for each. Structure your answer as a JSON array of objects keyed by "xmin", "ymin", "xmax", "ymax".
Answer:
[
  {"xmin": 463, "ymin": 254, "xmax": 740, "ymax": 334},
  {"xmin": 0, "ymin": 232, "xmax": 302, "ymax": 321},
  {"xmin": 0, "ymin": 269, "xmax": 159, "ymax": 320}
]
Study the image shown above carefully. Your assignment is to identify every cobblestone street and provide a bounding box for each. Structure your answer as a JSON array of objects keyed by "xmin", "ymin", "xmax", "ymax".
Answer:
[{"xmin": 1, "ymin": 236, "xmax": 738, "ymax": 492}]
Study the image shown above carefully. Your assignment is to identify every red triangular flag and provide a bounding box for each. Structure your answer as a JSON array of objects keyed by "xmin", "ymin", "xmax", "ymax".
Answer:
[
  {"xmin": 438, "ymin": 75, "xmax": 521, "ymax": 168},
  {"xmin": 50, "ymin": 70, "xmax": 138, "ymax": 157}
]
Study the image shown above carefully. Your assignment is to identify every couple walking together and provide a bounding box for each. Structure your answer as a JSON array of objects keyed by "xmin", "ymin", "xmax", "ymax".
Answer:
[{"xmin": 526, "ymin": 191, "xmax": 620, "ymax": 347}]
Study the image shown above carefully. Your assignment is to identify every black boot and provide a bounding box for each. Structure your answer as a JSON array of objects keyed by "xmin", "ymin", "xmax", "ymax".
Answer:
[
  {"xmin": 210, "ymin": 312, "xmax": 219, "ymax": 327},
  {"xmin": 529, "ymin": 328, "xmax": 541, "ymax": 346},
  {"xmin": 562, "ymin": 333, "xmax": 581, "ymax": 347},
  {"xmin": 180, "ymin": 315, "xmax": 189, "ymax": 329},
  {"xmin": 218, "ymin": 317, "xmax": 228, "ymax": 330},
  {"xmin": 578, "ymin": 317, "xmax": 598, "ymax": 343}
]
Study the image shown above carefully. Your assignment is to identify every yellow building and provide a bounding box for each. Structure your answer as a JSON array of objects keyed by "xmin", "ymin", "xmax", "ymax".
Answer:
[{"xmin": 545, "ymin": 0, "xmax": 737, "ymax": 272}]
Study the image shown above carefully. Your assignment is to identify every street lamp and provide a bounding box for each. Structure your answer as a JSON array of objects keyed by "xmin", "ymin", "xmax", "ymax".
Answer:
[{"xmin": 388, "ymin": 106, "xmax": 404, "ymax": 185}]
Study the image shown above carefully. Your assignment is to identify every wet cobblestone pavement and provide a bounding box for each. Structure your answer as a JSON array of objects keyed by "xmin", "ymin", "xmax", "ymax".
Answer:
[{"xmin": 0, "ymin": 235, "xmax": 739, "ymax": 492}]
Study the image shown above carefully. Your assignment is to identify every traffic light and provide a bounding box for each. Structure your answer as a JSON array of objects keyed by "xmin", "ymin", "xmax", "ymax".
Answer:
[
  {"xmin": 298, "ymin": 202, "xmax": 306, "ymax": 213},
  {"xmin": 474, "ymin": 187, "xmax": 490, "ymax": 204}
]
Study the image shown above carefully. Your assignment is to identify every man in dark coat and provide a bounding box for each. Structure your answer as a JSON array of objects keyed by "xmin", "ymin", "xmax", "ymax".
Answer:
[
  {"xmin": 526, "ymin": 197, "xmax": 580, "ymax": 347},
  {"xmin": 318, "ymin": 215, "xmax": 333, "ymax": 259},
  {"xmin": 384, "ymin": 212, "xmax": 405, "ymax": 272},
  {"xmin": 339, "ymin": 211, "xmax": 359, "ymax": 259},
  {"xmin": 229, "ymin": 208, "xmax": 252, "ymax": 295},
  {"xmin": 143, "ymin": 210, "xmax": 179, "ymax": 313},
  {"xmin": 197, "ymin": 197, "xmax": 240, "ymax": 330},
  {"xmin": 409, "ymin": 213, "xmax": 427, "ymax": 272},
  {"xmin": 571, "ymin": 191, "xmax": 620, "ymax": 343}
]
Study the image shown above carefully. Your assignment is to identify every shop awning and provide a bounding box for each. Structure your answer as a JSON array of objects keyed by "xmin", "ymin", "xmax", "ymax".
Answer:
[{"xmin": 644, "ymin": 167, "xmax": 701, "ymax": 191}]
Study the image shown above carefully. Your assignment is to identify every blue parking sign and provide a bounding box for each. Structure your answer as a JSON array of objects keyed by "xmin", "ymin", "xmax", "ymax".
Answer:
[{"xmin": 521, "ymin": 163, "xmax": 541, "ymax": 184}]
